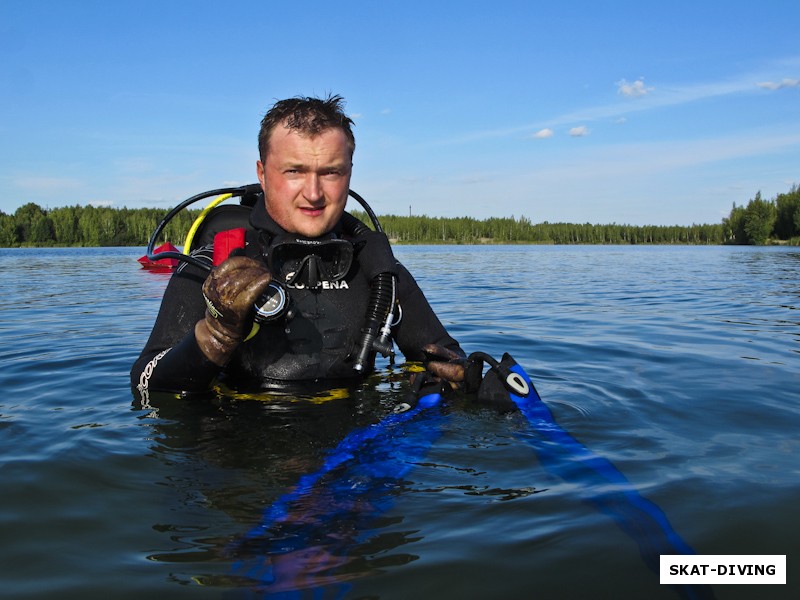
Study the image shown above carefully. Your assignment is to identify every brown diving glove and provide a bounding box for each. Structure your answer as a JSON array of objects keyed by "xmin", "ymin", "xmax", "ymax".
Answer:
[
  {"xmin": 195, "ymin": 256, "xmax": 273, "ymax": 366},
  {"xmin": 422, "ymin": 343, "xmax": 467, "ymax": 389}
]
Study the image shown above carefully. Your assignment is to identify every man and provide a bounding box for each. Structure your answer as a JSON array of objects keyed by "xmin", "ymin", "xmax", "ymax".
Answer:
[{"xmin": 132, "ymin": 95, "xmax": 464, "ymax": 399}]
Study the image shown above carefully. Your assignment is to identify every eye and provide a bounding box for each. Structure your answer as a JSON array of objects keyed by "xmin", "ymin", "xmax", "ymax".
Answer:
[{"xmin": 322, "ymin": 168, "xmax": 346, "ymax": 179}]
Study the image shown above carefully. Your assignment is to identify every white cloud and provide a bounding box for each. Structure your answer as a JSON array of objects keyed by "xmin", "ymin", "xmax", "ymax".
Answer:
[
  {"xmin": 360, "ymin": 123, "xmax": 800, "ymax": 224},
  {"xmin": 532, "ymin": 128, "xmax": 554, "ymax": 139},
  {"xmin": 569, "ymin": 125, "xmax": 590, "ymax": 137},
  {"xmin": 428, "ymin": 58, "xmax": 800, "ymax": 147},
  {"xmin": 617, "ymin": 78, "xmax": 654, "ymax": 97},
  {"xmin": 757, "ymin": 78, "xmax": 800, "ymax": 90},
  {"xmin": 525, "ymin": 127, "xmax": 800, "ymax": 183}
]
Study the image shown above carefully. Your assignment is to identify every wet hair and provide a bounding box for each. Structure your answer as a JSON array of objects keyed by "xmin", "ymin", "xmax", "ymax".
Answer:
[{"xmin": 258, "ymin": 94, "xmax": 355, "ymax": 162}]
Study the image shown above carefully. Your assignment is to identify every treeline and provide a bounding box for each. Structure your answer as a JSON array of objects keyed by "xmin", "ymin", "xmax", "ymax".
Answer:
[
  {"xmin": 376, "ymin": 184, "xmax": 799, "ymax": 245},
  {"xmin": 373, "ymin": 214, "xmax": 725, "ymax": 245},
  {"xmin": 1, "ymin": 184, "xmax": 798, "ymax": 247},
  {"xmin": 722, "ymin": 185, "xmax": 800, "ymax": 245},
  {"xmin": 0, "ymin": 203, "xmax": 200, "ymax": 247}
]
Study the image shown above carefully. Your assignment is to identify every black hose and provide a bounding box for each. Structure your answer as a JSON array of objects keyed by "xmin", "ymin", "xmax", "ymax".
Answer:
[
  {"xmin": 353, "ymin": 272, "xmax": 396, "ymax": 371},
  {"xmin": 339, "ymin": 212, "xmax": 397, "ymax": 372},
  {"xmin": 346, "ymin": 190, "xmax": 383, "ymax": 233},
  {"xmin": 145, "ymin": 185, "xmax": 256, "ymax": 273}
]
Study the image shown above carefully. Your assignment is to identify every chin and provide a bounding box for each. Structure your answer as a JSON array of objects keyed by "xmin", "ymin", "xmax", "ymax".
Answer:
[{"xmin": 294, "ymin": 221, "xmax": 334, "ymax": 238}]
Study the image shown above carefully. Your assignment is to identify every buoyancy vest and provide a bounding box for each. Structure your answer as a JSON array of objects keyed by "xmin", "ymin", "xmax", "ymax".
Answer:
[{"xmin": 202, "ymin": 203, "xmax": 384, "ymax": 388}]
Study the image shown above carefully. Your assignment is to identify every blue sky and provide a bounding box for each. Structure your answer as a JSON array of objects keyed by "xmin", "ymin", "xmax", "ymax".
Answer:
[{"xmin": 2, "ymin": 0, "xmax": 798, "ymax": 226}]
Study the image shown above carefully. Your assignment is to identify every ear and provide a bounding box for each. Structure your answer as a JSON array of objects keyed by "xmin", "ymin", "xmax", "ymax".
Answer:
[{"xmin": 256, "ymin": 160, "xmax": 266, "ymax": 190}]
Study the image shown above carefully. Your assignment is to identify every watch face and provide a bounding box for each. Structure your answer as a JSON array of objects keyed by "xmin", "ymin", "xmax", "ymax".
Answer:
[{"xmin": 254, "ymin": 282, "xmax": 287, "ymax": 322}]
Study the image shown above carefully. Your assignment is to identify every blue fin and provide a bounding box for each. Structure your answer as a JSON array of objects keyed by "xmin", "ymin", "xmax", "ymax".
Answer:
[
  {"xmin": 227, "ymin": 374, "xmax": 447, "ymax": 596},
  {"xmin": 468, "ymin": 352, "xmax": 715, "ymax": 600}
]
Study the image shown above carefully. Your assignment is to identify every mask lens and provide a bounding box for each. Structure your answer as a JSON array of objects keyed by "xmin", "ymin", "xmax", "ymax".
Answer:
[
  {"xmin": 315, "ymin": 240, "xmax": 353, "ymax": 279},
  {"xmin": 267, "ymin": 237, "xmax": 353, "ymax": 286}
]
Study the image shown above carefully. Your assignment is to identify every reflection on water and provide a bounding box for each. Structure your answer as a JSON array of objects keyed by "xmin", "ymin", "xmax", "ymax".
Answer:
[{"xmin": 0, "ymin": 246, "xmax": 798, "ymax": 599}]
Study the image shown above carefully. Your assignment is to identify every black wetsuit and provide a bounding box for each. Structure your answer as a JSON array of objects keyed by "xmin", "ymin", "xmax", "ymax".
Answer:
[{"xmin": 131, "ymin": 201, "xmax": 461, "ymax": 397}]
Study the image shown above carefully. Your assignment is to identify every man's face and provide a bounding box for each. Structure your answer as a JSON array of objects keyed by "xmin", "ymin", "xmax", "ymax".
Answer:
[{"xmin": 256, "ymin": 125, "xmax": 352, "ymax": 238}]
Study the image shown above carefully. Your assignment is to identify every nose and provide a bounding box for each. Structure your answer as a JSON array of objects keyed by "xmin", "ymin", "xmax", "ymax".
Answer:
[{"xmin": 303, "ymin": 174, "xmax": 323, "ymax": 203}]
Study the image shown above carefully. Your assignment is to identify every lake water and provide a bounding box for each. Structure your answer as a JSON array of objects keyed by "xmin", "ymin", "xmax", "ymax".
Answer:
[{"xmin": 0, "ymin": 245, "xmax": 797, "ymax": 599}]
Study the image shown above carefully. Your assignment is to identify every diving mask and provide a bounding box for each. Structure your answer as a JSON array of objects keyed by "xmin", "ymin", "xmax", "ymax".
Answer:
[{"xmin": 266, "ymin": 234, "xmax": 354, "ymax": 289}]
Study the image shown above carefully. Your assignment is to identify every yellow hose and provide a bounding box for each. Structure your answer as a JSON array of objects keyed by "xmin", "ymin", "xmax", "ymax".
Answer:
[{"xmin": 182, "ymin": 193, "xmax": 233, "ymax": 253}]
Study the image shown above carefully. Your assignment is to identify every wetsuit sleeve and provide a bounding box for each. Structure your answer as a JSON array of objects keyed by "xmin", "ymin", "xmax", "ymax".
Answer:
[
  {"xmin": 392, "ymin": 262, "xmax": 464, "ymax": 361},
  {"xmin": 130, "ymin": 259, "xmax": 223, "ymax": 395}
]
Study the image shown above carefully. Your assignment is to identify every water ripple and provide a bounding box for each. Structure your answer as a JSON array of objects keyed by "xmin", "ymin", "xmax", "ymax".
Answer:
[{"xmin": 1, "ymin": 245, "xmax": 798, "ymax": 599}]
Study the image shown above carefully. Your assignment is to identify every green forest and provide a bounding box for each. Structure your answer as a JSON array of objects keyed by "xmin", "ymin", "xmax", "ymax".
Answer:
[{"xmin": 2, "ymin": 184, "xmax": 798, "ymax": 247}]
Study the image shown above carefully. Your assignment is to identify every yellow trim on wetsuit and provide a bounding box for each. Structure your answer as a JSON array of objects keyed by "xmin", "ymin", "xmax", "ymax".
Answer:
[{"xmin": 212, "ymin": 383, "xmax": 352, "ymax": 403}]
